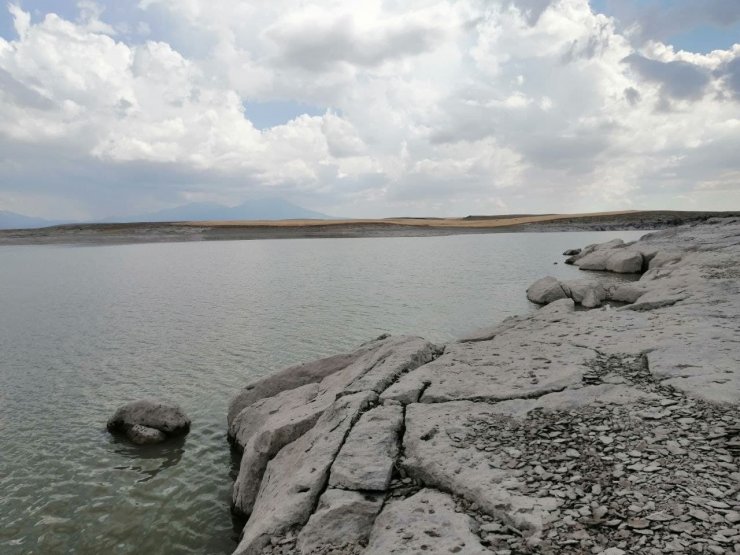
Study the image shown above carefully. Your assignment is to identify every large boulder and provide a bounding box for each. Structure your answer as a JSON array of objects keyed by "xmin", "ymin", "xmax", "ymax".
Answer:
[
  {"xmin": 107, "ymin": 399, "xmax": 190, "ymax": 445},
  {"xmin": 526, "ymin": 276, "xmax": 568, "ymax": 304},
  {"xmin": 561, "ymin": 280, "xmax": 607, "ymax": 308},
  {"xmin": 605, "ymin": 249, "xmax": 643, "ymax": 273}
]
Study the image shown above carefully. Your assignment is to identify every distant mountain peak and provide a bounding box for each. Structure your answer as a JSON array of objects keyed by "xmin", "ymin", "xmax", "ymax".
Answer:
[
  {"xmin": 0, "ymin": 210, "xmax": 59, "ymax": 230},
  {"xmin": 106, "ymin": 197, "xmax": 331, "ymax": 223}
]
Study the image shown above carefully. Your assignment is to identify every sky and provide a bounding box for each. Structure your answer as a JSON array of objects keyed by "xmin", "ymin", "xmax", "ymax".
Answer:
[{"xmin": 0, "ymin": 0, "xmax": 738, "ymax": 219}]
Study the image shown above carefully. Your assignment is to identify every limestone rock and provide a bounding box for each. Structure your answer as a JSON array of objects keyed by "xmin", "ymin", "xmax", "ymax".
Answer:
[
  {"xmin": 107, "ymin": 399, "xmax": 190, "ymax": 442},
  {"xmin": 403, "ymin": 401, "xmax": 560, "ymax": 538},
  {"xmin": 607, "ymin": 283, "xmax": 647, "ymax": 303},
  {"xmin": 605, "ymin": 249, "xmax": 643, "ymax": 273},
  {"xmin": 561, "ymin": 280, "xmax": 607, "ymax": 308},
  {"xmin": 363, "ymin": 489, "xmax": 489, "ymax": 555},
  {"xmin": 329, "ymin": 404, "xmax": 403, "ymax": 491},
  {"xmin": 563, "ymin": 248, "xmax": 581, "ymax": 255},
  {"xmin": 575, "ymin": 250, "xmax": 612, "ymax": 271},
  {"xmin": 231, "ymin": 384, "xmax": 327, "ymax": 516},
  {"xmin": 234, "ymin": 391, "xmax": 376, "ymax": 555},
  {"xmin": 526, "ymin": 276, "xmax": 568, "ymax": 304},
  {"xmin": 296, "ymin": 489, "xmax": 382, "ymax": 554},
  {"xmin": 227, "ymin": 336, "xmax": 389, "ymax": 429}
]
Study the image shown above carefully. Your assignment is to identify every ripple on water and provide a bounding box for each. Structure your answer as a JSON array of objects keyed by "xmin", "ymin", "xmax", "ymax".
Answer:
[{"xmin": 0, "ymin": 231, "xmax": 647, "ymax": 553}]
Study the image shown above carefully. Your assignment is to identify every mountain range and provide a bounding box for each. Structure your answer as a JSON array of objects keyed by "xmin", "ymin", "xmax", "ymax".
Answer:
[
  {"xmin": 0, "ymin": 210, "xmax": 61, "ymax": 230},
  {"xmin": 0, "ymin": 199, "xmax": 331, "ymax": 229}
]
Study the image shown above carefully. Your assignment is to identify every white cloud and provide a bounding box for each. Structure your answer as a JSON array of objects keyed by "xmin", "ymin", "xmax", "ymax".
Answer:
[{"xmin": 0, "ymin": 0, "xmax": 738, "ymax": 219}]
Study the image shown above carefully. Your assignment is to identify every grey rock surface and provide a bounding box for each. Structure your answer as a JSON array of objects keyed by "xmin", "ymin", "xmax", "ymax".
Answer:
[
  {"xmin": 296, "ymin": 489, "xmax": 383, "ymax": 554},
  {"xmin": 329, "ymin": 404, "xmax": 403, "ymax": 491},
  {"xmin": 228, "ymin": 218, "xmax": 740, "ymax": 555},
  {"xmin": 234, "ymin": 391, "xmax": 376, "ymax": 555},
  {"xmin": 126, "ymin": 424, "xmax": 167, "ymax": 445},
  {"xmin": 107, "ymin": 399, "xmax": 190, "ymax": 443},
  {"xmin": 363, "ymin": 489, "xmax": 489, "ymax": 555},
  {"xmin": 604, "ymin": 249, "xmax": 643, "ymax": 273},
  {"xmin": 525, "ymin": 275, "xmax": 568, "ymax": 304}
]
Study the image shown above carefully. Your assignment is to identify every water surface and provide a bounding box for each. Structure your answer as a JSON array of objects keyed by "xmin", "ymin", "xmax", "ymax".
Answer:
[{"xmin": 0, "ymin": 231, "xmax": 645, "ymax": 554}]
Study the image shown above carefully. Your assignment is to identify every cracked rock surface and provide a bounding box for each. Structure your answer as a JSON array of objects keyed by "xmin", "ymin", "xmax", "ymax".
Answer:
[{"xmin": 228, "ymin": 217, "xmax": 740, "ymax": 555}]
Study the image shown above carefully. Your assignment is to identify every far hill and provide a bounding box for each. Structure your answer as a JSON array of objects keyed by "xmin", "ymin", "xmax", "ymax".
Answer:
[
  {"xmin": 0, "ymin": 210, "xmax": 60, "ymax": 230},
  {"xmin": 107, "ymin": 198, "xmax": 330, "ymax": 223}
]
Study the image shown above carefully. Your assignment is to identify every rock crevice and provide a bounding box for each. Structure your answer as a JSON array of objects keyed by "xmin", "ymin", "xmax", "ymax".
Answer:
[{"xmin": 227, "ymin": 217, "xmax": 740, "ymax": 555}]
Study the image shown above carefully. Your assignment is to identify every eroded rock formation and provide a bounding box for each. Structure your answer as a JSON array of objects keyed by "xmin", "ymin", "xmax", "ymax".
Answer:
[{"xmin": 227, "ymin": 217, "xmax": 740, "ymax": 555}]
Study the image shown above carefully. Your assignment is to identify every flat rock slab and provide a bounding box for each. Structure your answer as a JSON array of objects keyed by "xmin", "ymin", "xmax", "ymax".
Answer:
[
  {"xmin": 363, "ymin": 489, "xmax": 489, "ymax": 555},
  {"xmin": 403, "ymin": 401, "xmax": 559, "ymax": 537},
  {"xmin": 234, "ymin": 391, "xmax": 376, "ymax": 555},
  {"xmin": 329, "ymin": 404, "xmax": 403, "ymax": 491},
  {"xmin": 297, "ymin": 489, "xmax": 383, "ymax": 554},
  {"xmin": 390, "ymin": 336, "xmax": 594, "ymax": 404}
]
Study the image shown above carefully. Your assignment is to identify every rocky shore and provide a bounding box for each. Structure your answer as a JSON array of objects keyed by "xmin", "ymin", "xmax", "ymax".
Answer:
[
  {"xmin": 226, "ymin": 217, "xmax": 740, "ymax": 555},
  {"xmin": 2, "ymin": 211, "xmax": 738, "ymax": 246}
]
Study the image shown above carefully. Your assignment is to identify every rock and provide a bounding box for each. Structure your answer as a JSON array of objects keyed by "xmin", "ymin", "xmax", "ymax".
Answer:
[
  {"xmin": 648, "ymin": 251, "xmax": 682, "ymax": 270},
  {"xmin": 230, "ymin": 383, "xmax": 319, "ymax": 451},
  {"xmin": 227, "ymin": 335, "xmax": 390, "ymax": 429},
  {"xmin": 526, "ymin": 276, "xmax": 568, "ymax": 304},
  {"xmin": 329, "ymin": 404, "xmax": 403, "ymax": 491},
  {"xmin": 605, "ymin": 249, "xmax": 643, "ymax": 273},
  {"xmin": 563, "ymin": 248, "xmax": 582, "ymax": 256},
  {"xmin": 231, "ymin": 384, "xmax": 327, "ymax": 516},
  {"xmin": 402, "ymin": 336, "xmax": 593, "ymax": 404},
  {"xmin": 126, "ymin": 424, "xmax": 167, "ymax": 445},
  {"xmin": 404, "ymin": 401, "xmax": 559, "ymax": 539},
  {"xmin": 607, "ymin": 283, "xmax": 647, "ymax": 303},
  {"xmin": 363, "ymin": 489, "xmax": 490, "ymax": 555},
  {"xmin": 575, "ymin": 250, "xmax": 612, "ymax": 271},
  {"xmin": 561, "ymin": 280, "xmax": 607, "ymax": 308},
  {"xmin": 296, "ymin": 489, "xmax": 382, "ymax": 554},
  {"xmin": 234, "ymin": 391, "xmax": 376, "ymax": 555},
  {"xmin": 225, "ymin": 218, "xmax": 740, "ymax": 555},
  {"xmin": 107, "ymin": 399, "xmax": 190, "ymax": 443}
]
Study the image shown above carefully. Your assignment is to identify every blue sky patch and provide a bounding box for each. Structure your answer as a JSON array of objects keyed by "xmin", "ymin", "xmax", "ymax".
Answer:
[{"xmin": 243, "ymin": 100, "xmax": 328, "ymax": 130}]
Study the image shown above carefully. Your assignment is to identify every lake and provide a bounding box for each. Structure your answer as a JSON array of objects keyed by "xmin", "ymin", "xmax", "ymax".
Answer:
[{"xmin": 0, "ymin": 230, "xmax": 645, "ymax": 554}]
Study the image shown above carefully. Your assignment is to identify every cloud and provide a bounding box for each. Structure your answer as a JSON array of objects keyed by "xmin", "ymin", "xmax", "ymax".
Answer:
[
  {"xmin": 265, "ymin": 11, "xmax": 447, "ymax": 71},
  {"xmin": 623, "ymin": 53, "xmax": 711, "ymax": 100},
  {"xmin": 0, "ymin": 0, "xmax": 738, "ymax": 219}
]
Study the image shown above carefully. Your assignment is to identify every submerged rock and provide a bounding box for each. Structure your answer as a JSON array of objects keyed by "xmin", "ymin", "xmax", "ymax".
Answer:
[{"xmin": 107, "ymin": 399, "xmax": 190, "ymax": 445}]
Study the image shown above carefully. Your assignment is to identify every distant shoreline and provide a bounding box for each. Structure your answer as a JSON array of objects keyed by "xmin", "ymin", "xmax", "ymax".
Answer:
[{"xmin": 0, "ymin": 210, "xmax": 737, "ymax": 246}]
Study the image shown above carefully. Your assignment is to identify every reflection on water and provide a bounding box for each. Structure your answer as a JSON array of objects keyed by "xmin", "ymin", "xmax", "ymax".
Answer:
[
  {"xmin": 0, "ymin": 230, "xmax": 647, "ymax": 554},
  {"xmin": 110, "ymin": 435, "xmax": 187, "ymax": 483}
]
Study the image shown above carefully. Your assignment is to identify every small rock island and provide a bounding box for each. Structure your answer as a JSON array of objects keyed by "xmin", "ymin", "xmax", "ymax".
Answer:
[
  {"xmin": 226, "ymin": 217, "xmax": 740, "ymax": 555},
  {"xmin": 107, "ymin": 399, "xmax": 190, "ymax": 445}
]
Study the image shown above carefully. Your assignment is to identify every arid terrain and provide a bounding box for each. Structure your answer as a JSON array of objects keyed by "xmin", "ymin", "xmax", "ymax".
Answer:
[{"xmin": 1, "ymin": 211, "xmax": 738, "ymax": 246}]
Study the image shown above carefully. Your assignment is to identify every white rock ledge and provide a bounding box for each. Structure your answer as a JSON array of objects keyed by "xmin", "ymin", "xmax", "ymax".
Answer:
[{"xmin": 227, "ymin": 217, "xmax": 740, "ymax": 555}]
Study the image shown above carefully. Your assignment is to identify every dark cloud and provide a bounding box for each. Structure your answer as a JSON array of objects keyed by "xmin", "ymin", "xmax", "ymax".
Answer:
[
  {"xmin": 719, "ymin": 56, "xmax": 740, "ymax": 100},
  {"xmin": 267, "ymin": 16, "xmax": 444, "ymax": 71},
  {"xmin": 624, "ymin": 86, "xmax": 641, "ymax": 105},
  {"xmin": 0, "ymin": 68, "xmax": 55, "ymax": 110},
  {"xmin": 623, "ymin": 54, "xmax": 711, "ymax": 100},
  {"xmin": 505, "ymin": 0, "xmax": 555, "ymax": 26}
]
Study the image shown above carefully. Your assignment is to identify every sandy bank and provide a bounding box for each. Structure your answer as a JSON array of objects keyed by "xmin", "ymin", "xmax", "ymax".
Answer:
[
  {"xmin": 226, "ymin": 216, "xmax": 740, "ymax": 554},
  {"xmin": 1, "ymin": 210, "xmax": 738, "ymax": 246}
]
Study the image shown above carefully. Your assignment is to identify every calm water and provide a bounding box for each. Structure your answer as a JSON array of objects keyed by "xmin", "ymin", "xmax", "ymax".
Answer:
[{"xmin": 0, "ymin": 231, "xmax": 645, "ymax": 554}]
